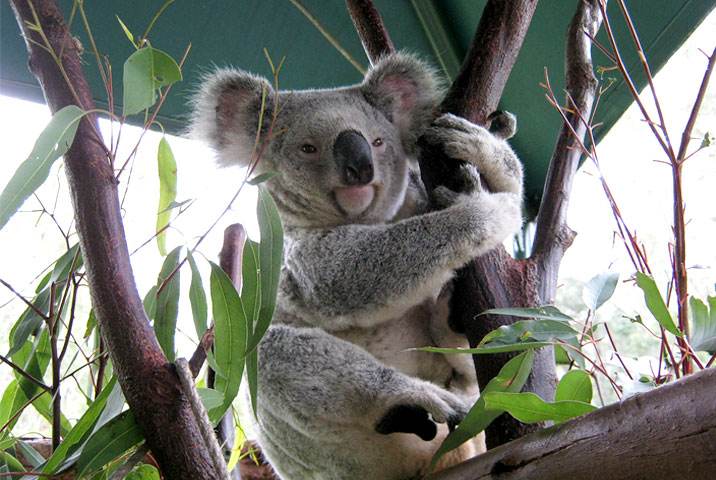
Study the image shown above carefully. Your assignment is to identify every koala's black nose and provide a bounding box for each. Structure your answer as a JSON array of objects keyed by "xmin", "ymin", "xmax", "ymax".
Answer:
[{"xmin": 333, "ymin": 130, "xmax": 374, "ymax": 186}]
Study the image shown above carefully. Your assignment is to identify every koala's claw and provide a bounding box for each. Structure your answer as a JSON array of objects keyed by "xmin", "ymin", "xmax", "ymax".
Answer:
[{"xmin": 431, "ymin": 186, "xmax": 460, "ymax": 209}]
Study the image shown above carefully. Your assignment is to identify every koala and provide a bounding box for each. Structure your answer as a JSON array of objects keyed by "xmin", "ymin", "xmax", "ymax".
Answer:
[{"xmin": 191, "ymin": 53, "xmax": 524, "ymax": 480}]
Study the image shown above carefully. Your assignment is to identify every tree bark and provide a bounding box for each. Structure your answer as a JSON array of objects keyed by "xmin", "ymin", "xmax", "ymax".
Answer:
[
  {"xmin": 9, "ymin": 1, "xmax": 224, "ymax": 478},
  {"xmin": 428, "ymin": 367, "xmax": 716, "ymax": 480}
]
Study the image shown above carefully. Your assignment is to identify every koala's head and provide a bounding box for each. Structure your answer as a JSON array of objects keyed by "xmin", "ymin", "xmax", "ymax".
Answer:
[{"xmin": 190, "ymin": 53, "xmax": 440, "ymax": 228}]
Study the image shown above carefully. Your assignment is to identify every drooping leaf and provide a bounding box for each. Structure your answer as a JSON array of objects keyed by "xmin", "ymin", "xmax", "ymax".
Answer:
[
  {"xmin": 635, "ymin": 272, "xmax": 680, "ymax": 336},
  {"xmin": 156, "ymin": 137, "xmax": 177, "ymax": 256},
  {"xmin": 7, "ymin": 286, "xmax": 49, "ymax": 356},
  {"xmin": 187, "ymin": 251, "xmax": 208, "ymax": 338},
  {"xmin": 209, "ymin": 261, "xmax": 248, "ymax": 419},
  {"xmin": 123, "ymin": 47, "xmax": 182, "ymax": 116},
  {"xmin": 583, "ymin": 271, "xmax": 619, "ymax": 311},
  {"xmin": 479, "ymin": 306, "xmax": 573, "ymax": 322},
  {"xmin": 432, "ymin": 350, "xmax": 534, "ymax": 466},
  {"xmin": 246, "ymin": 187, "xmax": 283, "ymax": 354},
  {"xmin": 153, "ymin": 246, "xmax": 182, "ymax": 361},
  {"xmin": 242, "ymin": 240, "xmax": 261, "ymax": 415},
  {"xmin": 555, "ymin": 370, "xmax": 593, "ymax": 404},
  {"xmin": 42, "ymin": 377, "xmax": 119, "ymax": 474},
  {"xmin": 0, "ymin": 451, "xmax": 24, "ymax": 472},
  {"xmin": 482, "ymin": 391, "xmax": 596, "ymax": 424},
  {"xmin": 0, "ymin": 381, "xmax": 21, "ymax": 432},
  {"xmin": 75, "ymin": 410, "xmax": 143, "ymax": 478},
  {"xmin": 689, "ymin": 296, "xmax": 716, "ymax": 353},
  {"xmin": 84, "ymin": 309, "xmax": 98, "ymax": 339},
  {"xmin": 15, "ymin": 440, "xmax": 44, "ymax": 468},
  {"xmin": 0, "ymin": 105, "xmax": 84, "ymax": 230}
]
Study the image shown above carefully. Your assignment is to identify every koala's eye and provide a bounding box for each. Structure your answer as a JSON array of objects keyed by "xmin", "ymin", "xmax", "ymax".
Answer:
[
  {"xmin": 300, "ymin": 144, "xmax": 317, "ymax": 154},
  {"xmin": 372, "ymin": 138, "xmax": 384, "ymax": 147}
]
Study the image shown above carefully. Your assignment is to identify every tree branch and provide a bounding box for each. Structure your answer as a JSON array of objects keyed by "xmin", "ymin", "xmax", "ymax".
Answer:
[
  {"xmin": 428, "ymin": 367, "xmax": 716, "ymax": 479},
  {"xmin": 532, "ymin": 0, "xmax": 604, "ymax": 303},
  {"xmin": 345, "ymin": 0, "xmax": 395, "ymax": 63},
  {"xmin": 9, "ymin": 1, "xmax": 224, "ymax": 477}
]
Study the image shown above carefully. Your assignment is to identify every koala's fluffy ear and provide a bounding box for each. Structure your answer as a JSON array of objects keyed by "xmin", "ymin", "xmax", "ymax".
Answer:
[
  {"xmin": 190, "ymin": 69, "xmax": 274, "ymax": 167},
  {"xmin": 361, "ymin": 53, "xmax": 441, "ymax": 154}
]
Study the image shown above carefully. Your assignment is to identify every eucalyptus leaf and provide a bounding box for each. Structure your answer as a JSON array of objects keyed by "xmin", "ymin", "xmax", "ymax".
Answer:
[
  {"xmin": 197, "ymin": 388, "xmax": 224, "ymax": 416},
  {"xmin": 187, "ymin": 251, "xmax": 208, "ymax": 338},
  {"xmin": 116, "ymin": 16, "xmax": 136, "ymax": 48},
  {"xmin": 75, "ymin": 410, "xmax": 143, "ymax": 478},
  {"xmin": 479, "ymin": 306, "xmax": 573, "ymax": 322},
  {"xmin": 248, "ymin": 171, "xmax": 278, "ymax": 185},
  {"xmin": 431, "ymin": 350, "xmax": 534, "ymax": 466},
  {"xmin": 126, "ymin": 464, "xmax": 160, "ymax": 480},
  {"xmin": 0, "ymin": 105, "xmax": 84, "ymax": 230},
  {"xmin": 689, "ymin": 296, "xmax": 716, "ymax": 353},
  {"xmin": 482, "ymin": 391, "xmax": 596, "ymax": 424},
  {"xmin": 42, "ymin": 377, "xmax": 119, "ymax": 474},
  {"xmin": 246, "ymin": 187, "xmax": 283, "ymax": 354},
  {"xmin": 209, "ymin": 261, "xmax": 248, "ymax": 419},
  {"xmin": 635, "ymin": 272, "xmax": 680, "ymax": 336},
  {"xmin": 123, "ymin": 47, "xmax": 182, "ymax": 116},
  {"xmin": 583, "ymin": 271, "xmax": 619, "ymax": 311},
  {"xmin": 555, "ymin": 370, "xmax": 592, "ymax": 404},
  {"xmin": 153, "ymin": 246, "xmax": 182, "ymax": 361},
  {"xmin": 156, "ymin": 137, "xmax": 177, "ymax": 256}
]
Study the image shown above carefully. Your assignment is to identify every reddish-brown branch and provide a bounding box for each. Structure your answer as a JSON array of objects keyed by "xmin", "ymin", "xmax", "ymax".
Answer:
[
  {"xmin": 9, "ymin": 1, "xmax": 224, "ymax": 477},
  {"xmin": 345, "ymin": 0, "xmax": 395, "ymax": 63}
]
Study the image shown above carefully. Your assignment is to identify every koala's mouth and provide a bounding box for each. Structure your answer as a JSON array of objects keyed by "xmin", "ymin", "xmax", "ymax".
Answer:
[{"xmin": 333, "ymin": 185, "xmax": 376, "ymax": 217}]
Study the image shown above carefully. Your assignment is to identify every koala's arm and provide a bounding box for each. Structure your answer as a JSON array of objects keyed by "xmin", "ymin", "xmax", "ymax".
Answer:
[{"xmin": 258, "ymin": 325, "xmax": 466, "ymax": 438}]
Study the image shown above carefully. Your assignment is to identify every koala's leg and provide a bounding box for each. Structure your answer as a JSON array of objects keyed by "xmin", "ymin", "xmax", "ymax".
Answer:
[
  {"xmin": 422, "ymin": 113, "xmax": 524, "ymax": 197},
  {"xmin": 255, "ymin": 324, "xmax": 468, "ymax": 480}
]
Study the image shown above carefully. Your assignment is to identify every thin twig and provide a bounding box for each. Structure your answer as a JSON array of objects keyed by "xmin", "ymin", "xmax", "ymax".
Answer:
[
  {"xmin": 0, "ymin": 353, "xmax": 51, "ymax": 391},
  {"xmin": 0, "ymin": 278, "xmax": 49, "ymax": 320}
]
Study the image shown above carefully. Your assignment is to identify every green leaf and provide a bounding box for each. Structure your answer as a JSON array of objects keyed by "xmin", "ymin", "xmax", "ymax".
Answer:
[
  {"xmin": 75, "ymin": 410, "xmax": 143, "ymax": 477},
  {"xmin": 248, "ymin": 171, "xmax": 278, "ymax": 185},
  {"xmin": 0, "ymin": 381, "xmax": 21, "ymax": 432},
  {"xmin": 480, "ymin": 319, "xmax": 579, "ymax": 346},
  {"xmin": 555, "ymin": 370, "xmax": 592, "ymax": 403},
  {"xmin": 42, "ymin": 377, "xmax": 119, "ymax": 474},
  {"xmin": 143, "ymin": 286, "xmax": 158, "ymax": 320},
  {"xmin": 432, "ymin": 350, "xmax": 534, "ymax": 466},
  {"xmin": 689, "ymin": 296, "xmax": 716, "ymax": 353},
  {"xmin": 209, "ymin": 261, "xmax": 248, "ymax": 419},
  {"xmin": 15, "ymin": 440, "xmax": 44, "ymax": 467},
  {"xmin": 583, "ymin": 271, "xmax": 619, "ymax": 311},
  {"xmin": 187, "ymin": 251, "xmax": 208, "ymax": 338},
  {"xmin": 480, "ymin": 306, "xmax": 573, "ymax": 322},
  {"xmin": 242, "ymin": 240, "xmax": 261, "ymax": 416},
  {"xmin": 83, "ymin": 309, "xmax": 98, "ymax": 340},
  {"xmin": 126, "ymin": 464, "xmax": 160, "ymax": 480},
  {"xmin": 8, "ymin": 244, "xmax": 82, "ymax": 355},
  {"xmin": 123, "ymin": 47, "xmax": 182, "ymax": 116},
  {"xmin": 246, "ymin": 187, "xmax": 283, "ymax": 353},
  {"xmin": 156, "ymin": 137, "xmax": 177, "ymax": 256},
  {"xmin": 635, "ymin": 272, "xmax": 680, "ymax": 336},
  {"xmin": 418, "ymin": 342, "xmax": 552, "ymax": 355},
  {"xmin": 197, "ymin": 388, "xmax": 224, "ymax": 417},
  {"xmin": 0, "ymin": 105, "xmax": 84, "ymax": 230},
  {"xmin": 153, "ymin": 246, "xmax": 182, "ymax": 361},
  {"xmin": 482, "ymin": 392, "xmax": 596, "ymax": 424},
  {"xmin": 116, "ymin": 16, "xmax": 136, "ymax": 48},
  {"xmin": 0, "ymin": 451, "xmax": 24, "ymax": 472}
]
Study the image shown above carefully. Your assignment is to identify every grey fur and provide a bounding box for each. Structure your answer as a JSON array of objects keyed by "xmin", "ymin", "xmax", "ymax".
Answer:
[{"xmin": 190, "ymin": 52, "xmax": 524, "ymax": 480}]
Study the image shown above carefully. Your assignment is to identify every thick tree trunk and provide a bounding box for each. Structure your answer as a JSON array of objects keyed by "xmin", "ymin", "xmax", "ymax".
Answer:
[
  {"xmin": 428, "ymin": 367, "xmax": 716, "ymax": 480},
  {"xmin": 9, "ymin": 1, "xmax": 225, "ymax": 478}
]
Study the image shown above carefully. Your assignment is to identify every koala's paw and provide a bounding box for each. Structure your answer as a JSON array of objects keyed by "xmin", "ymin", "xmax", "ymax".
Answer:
[
  {"xmin": 375, "ymin": 382, "xmax": 468, "ymax": 441},
  {"xmin": 423, "ymin": 114, "xmax": 499, "ymax": 165},
  {"xmin": 487, "ymin": 110, "xmax": 517, "ymax": 140}
]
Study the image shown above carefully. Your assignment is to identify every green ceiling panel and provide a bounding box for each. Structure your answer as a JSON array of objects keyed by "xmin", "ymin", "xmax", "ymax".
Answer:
[{"xmin": 2, "ymin": 0, "xmax": 714, "ymax": 214}]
